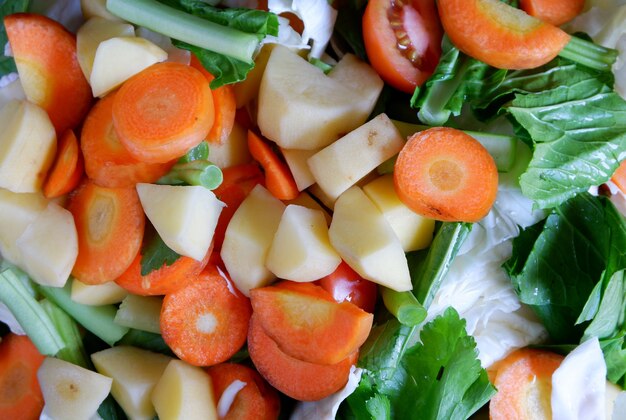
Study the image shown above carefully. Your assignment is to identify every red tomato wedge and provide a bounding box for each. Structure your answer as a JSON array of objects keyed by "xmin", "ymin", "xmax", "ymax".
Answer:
[
  {"xmin": 363, "ymin": 0, "xmax": 443, "ymax": 93},
  {"xmin": 317, "ymin": 261, "xmax": 378, "ymax": 313}
]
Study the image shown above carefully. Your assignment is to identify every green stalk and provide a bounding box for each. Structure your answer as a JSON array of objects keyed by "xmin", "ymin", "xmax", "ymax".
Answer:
[
  {"xmin": 157, "ymin": 160, "xmax": 223, "ymax": 190},
  {"xmin": 0, "ymin": 269, "xmax": 65, "ymax": 356},
  {"xmin": 39, "ymin": 299, "xmax": 90, "ymax": 368},
  {"xmin": 381, "ymin": 288, "xmax": 427, "ymax": 326},
  {"xmin": 106, "ymin": 0, "xmax": 259, "ymax": 63},
  {"xmin": 559, "ymin": 36, "xmax": 618, "ymax": 72},
  {"xmin": 38, "ymin": 281, "xmax": 129, "ymax": 347}
]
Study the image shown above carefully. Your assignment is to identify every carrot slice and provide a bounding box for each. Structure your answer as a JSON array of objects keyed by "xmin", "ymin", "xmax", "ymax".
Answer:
[
  {"xmin": 519, "ymin": 0, "xmax": 585, "ymax": 26},
  {"xmin": 160, "ymin": 266, "xmax": 252, "ymax": 366},
  {"xmin": 0, "ymin": 333, "xmax": 44, "ymax": 420},
  {"xmin": 247, "ymin": 130, "xmax": 298, "ymax": 200},
  {"xmin": 437, "ymin": 0, "xmax": 571, "ymax": 69},
  {"xmin": 81, "ymin": 93, "xmax": 175, "ymax": 188},
  {"xmin": 189, "ymin": 55, "xmax": 237, "ymax": 145},
  {"xmin": 112, "ymin": 62, "xmax": 214, "ymax": 163},
  {"xmin": 207, "ymin": 363, "xmax": 280, "ymax": 420},
  {"xmin": 115, "ymin": 242, "xmax": 212, "ymax": 296},
  {"xmin": 43, "ymin": 130, "xmax": 84, "ymax": 198},
  {"xmin": 393, "ymin": 127, "xmax": 498, "ymax": 222},
  {"xmin": 489, "ymin": 348, "xmax": 564, "ymax": 420},
  {"xmin": 68, "ymin": 179, "xmax": 145, "ymax": 284},
  {"xmin": 248, "ymin": 314, "xmax": 357, "ymax": 402},
  {"xmin": 212, "ymin": 163, "xmax": 265, "ymax": 251},
  {"xmin": 611, "ymin": 160, "xmax": 626, "ymax": 194}
]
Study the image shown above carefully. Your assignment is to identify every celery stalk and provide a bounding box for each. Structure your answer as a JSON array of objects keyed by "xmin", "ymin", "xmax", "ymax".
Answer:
[
  {"xmin": 0, "ymin": 269, "xmax": 65, "ymax": 356},
  {"xmin": 39, "ymin": 299, "xmax": 90, "ymax": 368},
  {"xmin": 381, "ymin": 287, "xmax": 427, "ymax": 326},
  {"xmin": 106, "ymin": 0, "xmax": 259, "ymax": 63},
  {"xmin": 38, "ymin": 281, "xmax": 129, "ymax": 347}
]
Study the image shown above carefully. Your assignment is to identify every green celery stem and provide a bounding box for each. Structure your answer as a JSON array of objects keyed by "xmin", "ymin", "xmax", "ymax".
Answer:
[
  {"xmin": 39, "ymin": 299, "xmax": 90, "ymax": 368},
  {"xmin": 157, "ymin": 161, "xmax": 223, "ymax": 189},
  {"xmin": 559, "ymin": 36, "xmax": 618, "ymax": 72},
  {"xmin": 106, "ymin": 0, "xmax": 259, "ymax": 63},
  {"xmin": 381, "ymin": 287, "xmax": 427, "ymax": 326}
]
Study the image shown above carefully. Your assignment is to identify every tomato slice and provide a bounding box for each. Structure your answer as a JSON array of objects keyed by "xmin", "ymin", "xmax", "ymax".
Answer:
[
  {"xmin": 363, "ymin": 0, "xmax": 443, "ymax": 93},
  {"xmin": 317, "ymin": 262, "xmax": 378, "ymax": 313}
]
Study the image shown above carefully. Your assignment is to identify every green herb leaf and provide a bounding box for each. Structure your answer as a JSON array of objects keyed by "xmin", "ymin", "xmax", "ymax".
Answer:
[{"xmin": 140, "ymin": 227, "xmax": 182, "ymax": 276}]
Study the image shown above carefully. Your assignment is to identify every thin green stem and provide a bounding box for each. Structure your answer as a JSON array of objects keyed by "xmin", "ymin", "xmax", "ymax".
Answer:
[
  {"xmin": 559, "ymin": 36, "xmax": 618, "ymax": 72},
  {"xmin": 381, "ymin": 288, "xmax": 427, "ymax": 326}
]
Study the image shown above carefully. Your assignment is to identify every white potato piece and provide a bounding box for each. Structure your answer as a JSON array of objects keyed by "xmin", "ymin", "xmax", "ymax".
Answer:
[
  {"xmin": 308, "ymin": 113, "xmax": 405, "ymax": 201},
  {"xmin": 266, "ymin": 205, "xmax": 341, "ymax": 282},
  {"xmin": 282, "ymin": 148, "xmax": 318, "ymax": 191},
  {"xmin": 233, "ymin": 44, "xmax": 274, "ymax": 108},
  {"xmin": 0, "ymin": 188, "xmax": 48, "ymax": 265},
  {"xmin": 208, "ymin": 121, "xmax": 252, "ymax": 168},
  {"xmin": 285, "ymin": 192, "xmax": 331, "ymax": 225},
  {"xmin": 71, "ymin": 279, "xmax": 128, "ymax": 305},
  {"xmin": 257, "ymin": 45, "xmax": 383, "ymax": 150},
  {"xmin": 220, "ymin": 184, "xmax": 285, "ymax": 296},
  {"xmin": 363, "ymin": 174, "xmax": 436, "ymax": 252},
  {"xmin": 15, "ymin": 202, "xmax": 78, "ymax": 288},
  {"xmin": 92, "ymin": 346, "xmax": 172, "ymax": 420},
  {"xmin": 38, "ymin": 357, "xmax": 112, "ymax": 420},
  {"xmin": 0, "ymin": 100, "xmax": 56, "ymax": 193},
  {"xmin": 329, "ymin": 186, "xmax": 412, "ymax": 292},
  {"xmin": 81, "ymin": 0, "xmax": 121, "ymax": 20},
  {"xmin": 77, "ymin": 17, "xmax": 135, "ymax": 81},
  {"xmin": 137, "ymin": 184, "xmax": 224, "ymax": 261},
  {"xmin": 114, "ymin": 295, "xmax": 162, "ymax": 334},
  {"xmin": 90, "ymin": 36, "xmax": 167, "ymax": 97},
  {"xmin": 151, "ymin": 359, "xmax": 217, "ymax": 420}
]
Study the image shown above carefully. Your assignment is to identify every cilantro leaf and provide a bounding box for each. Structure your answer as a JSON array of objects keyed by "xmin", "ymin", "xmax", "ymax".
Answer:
[{"xmin": 140, "ymin": 227, "xmax": 181, "ymax": 276}]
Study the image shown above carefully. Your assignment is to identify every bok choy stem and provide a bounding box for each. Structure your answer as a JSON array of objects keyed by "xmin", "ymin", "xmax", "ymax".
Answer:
[{"xmin": 381, "ymin": 288, "xmax": 427, "ymax": 326}]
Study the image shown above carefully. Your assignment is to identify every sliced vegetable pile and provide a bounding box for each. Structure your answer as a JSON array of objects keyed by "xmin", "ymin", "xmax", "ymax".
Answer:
[{"xmin": 0, "ymin": 0, "xmax": 625, "ymax": 419}]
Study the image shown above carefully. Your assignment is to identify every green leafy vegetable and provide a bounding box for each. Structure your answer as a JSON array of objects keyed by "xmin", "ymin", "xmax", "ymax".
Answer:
[
  {"xmin": 140, "ymin": 226, "xmax": 182, "ymax": 276},
  {"xmin": 0, "ymin": 0, "xmax": 30, "ymax": 77}
]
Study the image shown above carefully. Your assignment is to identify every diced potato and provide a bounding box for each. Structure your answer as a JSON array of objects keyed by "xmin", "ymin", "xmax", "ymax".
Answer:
[
  {"xmin": 329, "ymin": 186, "xmax": 412, "ymax": 292},
  {"xmin": 363, "ymin": 174, "xmax": 436, "ymax": 252},
  {"xmin": 81, "ymin": 0, "xmax": 121, "ymax": 20},
  {"xmin": 71, "ymin": 279, "xmax": 128, "ymax": 306},
  {"xmin": 307, "ymin": 183, "xmax": 336, "ymax": 210},
  {"xmin": 233, "ymin": 44, "xmax": 274, "ymax": 108},
  {"xmin": 151, "ymin": 359, "xmax": 217, "ymax": 420},
  {"xmin": 38, "ymin": 357, "xmax": 112, "ymax": 420},
  {"xmin": 257, "ymin": 45, "xmax": 383, "ymax": 150},
  {"xmin": 0, "ymin": 100, "xmax": 56, "ymax": 193},
  {"xmin": 90, "ymin": 36, "xmax": 167, "ymax": 97},
  {"xmin": 282, "ymin": 148, "xmax": 318, "ymax": 191},
  {"xmin": 266, "ymin": 205, "xmax": 341, "ymax": 282},
  {"xmin": 114, "ymin": 295, "xmax": 162, "ymax": 334},
  {"xmin": 77, "ymin": 17, "xmax": 135, "ymax": 80},
  {"xmin": 92, "ymin": 346, "xmax": 173, "ymax": 420},
  {"xmin": 136, "ymin": 184, "xmax": 224, "ymax": 261},
  {"xmin": 285, "ymin": 192, "xmax": 331, "ymax": 225},
  {"xmin": 0, "ymin": 188, "xmax": 48, "ymax": 265},
  {"xmin": 308, "ymin": 113, "xmax": 405, "ymax": 201},
  {"xmin": 207, "ymin": 121, "xmax": 252, "ymax": 168},
  {"xmin": 220, "ymin": 185, "xmax": 285, "ymax": 296},
  {"xmin": 15, "ymin": 202, "xmax": 78, "ymax": 287}
]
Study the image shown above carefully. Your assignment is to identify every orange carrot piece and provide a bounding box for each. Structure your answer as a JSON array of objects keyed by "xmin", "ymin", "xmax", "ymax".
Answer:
[
  {"xmin": 0, "ymin": 334, "xmax": 44, "ymax": 420},
  {"xmin": 212, "ymin": 163, "xmax": 265, "ymax": 251},
  {"xmin": 393, "ymin": 127, "xmax": 498, "ymax": 222},
  {"xmin": 189, "ymin": 55, "xmax": 237, "ymax": 145},
  {"xmin": 160, "ymin": 266, "xmax": 252, "ymax": 366},
  {"xmin": 437, "ymin": 0, "xmax": 571, "ymax": 69},
  {"xmin": 81, "ymin": 93, "xmax": 175, "ymax": 188},
  {"xmin": 489, "ymin": 348, "xmax": 564, "ymax": 420},
  {"xmin": 112, "ymin": 62, "xmax": 214, "ymax": 163},
  {"xmin": 249, "ymin": 281, "xmax": 373, "ymax": 365},
  {"xmin": 247, "ymin": 130, "xmax": 298, "ymax": 201},
  {"xmin": 43, "ymin": 130, "xmax": 84, "ymax": 198},
  {"xmin": 520, "ymin": 0, "xmax": 585, "ymax": 26},
  {"xmin": 611, "ymin": 160, "xmax": 626, "ymax": 194},
  {"xmin": 207, "ymin": 363, "xmax": 281, "ymax": 420},
  {"xmin": 68, "ymin": 179, "xmax": 145, "ymax": 284},
  {"xmin": 115, "ymin": 242, "xmax": 212, "ymax": 296},
  {"xmin": 247, "ymin": 314, "xmax": 357, "ymax": 402}
]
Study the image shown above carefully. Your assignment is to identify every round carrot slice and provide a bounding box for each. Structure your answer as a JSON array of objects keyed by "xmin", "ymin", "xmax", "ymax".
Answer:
[
  {"xmin": 160, "ymin": 266, "xmax": 252, "ymax": 366},
  {"xmin": 394, "ymin": 127, "xmax": 498, "ymax": 222},
  {"xmin": 520, "ymin": 0, "xmax": 585, "ymax": 26},
  {"xmin": 43, "ymin": 129, "xmax": 84, "ymax": 198},
  {"xmin": 437, "ymin": 0, "xmax": 571, "ymax": 69},
  {"xmin": 112, "ymin": 62, "xmax": 214, "ymax": 163},
  {"xmin": 68, "ymin": 179, "xmax": 145, "ymax": 284},
  {"xmin": 81, "ymin": 93, "xmax": 175, "ymax": 188}
]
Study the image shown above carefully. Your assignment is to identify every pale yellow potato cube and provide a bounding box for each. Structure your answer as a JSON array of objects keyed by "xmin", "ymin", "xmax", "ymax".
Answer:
[
  {"xmin": 282, "ymin": 148, "xmax": 318, "ymax": 191},
  {"xmin": 71, "ymin": 279, "xmax": 128, "ymax": 306},
  {"xmin": 208, "ymin": 121, "xmax": 252, "ymax": 168}
]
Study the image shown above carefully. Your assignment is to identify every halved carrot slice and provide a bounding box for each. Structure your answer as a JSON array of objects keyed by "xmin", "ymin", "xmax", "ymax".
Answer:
[
  {"xmin": 43, "ymin": 130, "xmax": 84, "ymax": 198},
  {"xmin": 520, "ymin": 0, "xmax": 585, "ymax": 26},
  {"xmin": 68, "ymin": 179, "xmax": 145, "ymax": 284},
  {"xmin": 112, "ymin": 62, "xmax": 214, "ymax": 163},
  {"xmin": 247, "ymin": 314, "xmax": 357, "ymax": 402},
  {"xmin": 81, "ymin": 93, "xmax": 175, "ymax": 188},
  {"xmin": 160, "ymin": 266, "xmax": 252, "ymax": 366},
  {"xmin": 437, "ymin": 0, "xmax": 571, "ymax": 69},
  {"xmin": 393, "ymin": 127, "xmax": 498, "ymax": 222}
]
